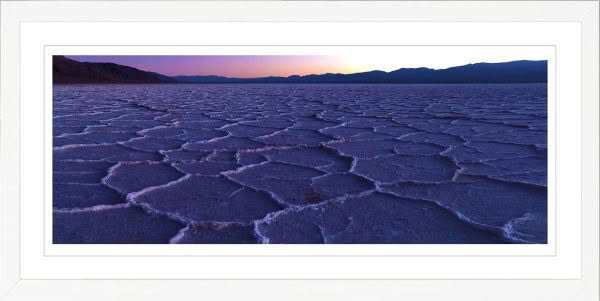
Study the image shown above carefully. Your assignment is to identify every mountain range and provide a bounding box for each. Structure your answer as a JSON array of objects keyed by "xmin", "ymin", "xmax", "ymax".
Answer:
[{"xmin": 53, "ymin": 55, "xmax": 547, "ymax": 84}]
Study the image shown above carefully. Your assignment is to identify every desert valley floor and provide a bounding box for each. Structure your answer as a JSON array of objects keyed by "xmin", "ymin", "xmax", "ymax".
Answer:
[{"xmin": 52, "ymin": 83, "xmax": 548, "ymax": 244}]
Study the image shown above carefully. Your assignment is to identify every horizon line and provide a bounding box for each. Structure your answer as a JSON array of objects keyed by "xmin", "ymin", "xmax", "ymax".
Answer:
[{"xmin": 62, "ymin": 55, "xmax": 547, "ymax": 79}]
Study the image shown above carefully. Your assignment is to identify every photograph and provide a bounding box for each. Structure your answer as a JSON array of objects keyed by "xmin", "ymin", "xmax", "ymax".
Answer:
[{"xmin": 51, "ymin": 51, "xmax": 548, "ymax": 244}]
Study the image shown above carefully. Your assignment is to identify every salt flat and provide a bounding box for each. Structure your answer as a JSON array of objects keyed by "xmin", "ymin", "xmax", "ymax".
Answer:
[{"xmin": 52, "ymin": 83, "xmax": 548, "ymax": 244}]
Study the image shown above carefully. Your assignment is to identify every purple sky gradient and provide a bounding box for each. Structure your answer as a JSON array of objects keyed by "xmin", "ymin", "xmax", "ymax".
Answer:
[
  {"xmin": 66, "ymin": 50, "xmax": 548, "ymax": 78},
  {"xmin": 66, "ymin": 55, "xmax": 356, "ymax": 78}
]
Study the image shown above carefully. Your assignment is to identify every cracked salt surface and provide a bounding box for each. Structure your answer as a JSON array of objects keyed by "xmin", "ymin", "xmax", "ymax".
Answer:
[{"xmin": 52, "ymin": 83, "xmax": 548, "ymax": 244}]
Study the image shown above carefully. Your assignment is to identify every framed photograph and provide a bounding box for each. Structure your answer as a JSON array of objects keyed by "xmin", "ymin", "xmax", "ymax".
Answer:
[{"xmin": 1, "ymin": 1, "xmax": 598, "ymax": 300}]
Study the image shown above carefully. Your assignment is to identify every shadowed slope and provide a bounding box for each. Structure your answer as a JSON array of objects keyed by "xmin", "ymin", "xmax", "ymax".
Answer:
[{"xmin": 53, "ymin": 55, "xmax": 177, "ymax": 84}]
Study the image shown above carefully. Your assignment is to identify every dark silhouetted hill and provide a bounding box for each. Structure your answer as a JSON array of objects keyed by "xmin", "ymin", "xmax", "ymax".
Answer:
[{"xmin": 52, "ymin": 56, "xmax": 178, "ymax": 84}]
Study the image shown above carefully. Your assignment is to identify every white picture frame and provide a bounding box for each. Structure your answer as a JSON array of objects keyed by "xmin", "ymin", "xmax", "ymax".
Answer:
[{"xmin": 1, "ymin": 1, "xmax": 598, "ymax": 300}]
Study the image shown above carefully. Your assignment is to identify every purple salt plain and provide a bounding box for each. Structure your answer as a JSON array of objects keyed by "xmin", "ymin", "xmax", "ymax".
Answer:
[{"xmin": 52, "ymin": 83, "xmax": 548, "ymax": 244}]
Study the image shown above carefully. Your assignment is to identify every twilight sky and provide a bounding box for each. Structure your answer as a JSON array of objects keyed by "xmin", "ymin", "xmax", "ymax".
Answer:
[
  {"xmin": 67, "ymin": 55, "xmax": 351, "ymax": 78},
  {"xmin": 67, "ymin": 49, "xmax": 549, "ymax": 78}
]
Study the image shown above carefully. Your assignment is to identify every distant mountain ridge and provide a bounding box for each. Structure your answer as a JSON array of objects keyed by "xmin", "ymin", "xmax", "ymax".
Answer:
[{"xmin": 54, "ymin": 56, "xmax": 547, "ymax": 84}]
